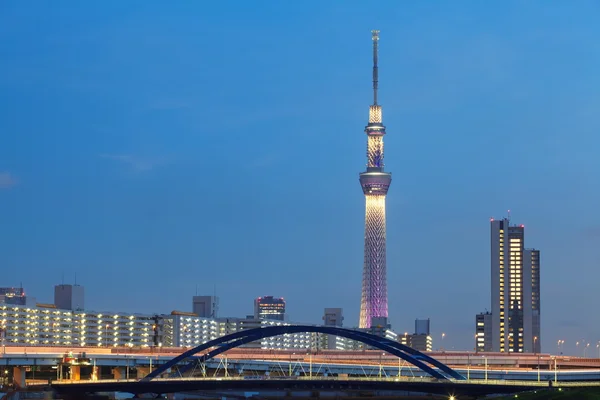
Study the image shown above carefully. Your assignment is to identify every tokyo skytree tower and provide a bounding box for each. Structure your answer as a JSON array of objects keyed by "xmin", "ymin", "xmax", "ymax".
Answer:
[{"xmin": 359, "ymin": 30, "xmax": 392, "ymax": 329}]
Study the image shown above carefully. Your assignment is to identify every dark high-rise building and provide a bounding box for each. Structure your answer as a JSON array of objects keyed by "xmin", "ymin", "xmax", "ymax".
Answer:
[
  {"xmin": 54, "ymin": 284, "xmax": 84, "ymax": 311},
  {"xmin": 523, "ymin": 249, "xmax": 541, "ymax": 353},
  {"xmin": 192, "ymin": 295, "xmax": 219, "ymax": 318},
  {"xmin": 254, "ymin": 296, "xmax": 285, "ymax": 321},
  {"xmin": 415, "ymin": 318, "xmax": 430, "ymax": 335}
]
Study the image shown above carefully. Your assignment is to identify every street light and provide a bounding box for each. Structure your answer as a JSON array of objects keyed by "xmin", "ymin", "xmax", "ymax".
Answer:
[
  {"xmin": 289, "ymin": 352, "xmax": 295, "ymax": 377},
  {"xmin": 467, "ymin": 344, "xmax": 473, "ymax": 380},
  {"xmin": 152, "ymin": 324, "xmax": 157, "ymax": 349},
  {"xmin": 537, "ymin": 352, "xmax": 541, "ymax": 382},
  {"xmin": 584, "ymin": 343, "xmax": 590, "ymax": 358},
  {"xmin": 482, "ymin": 356, "xmax": 488, "ymax": 381},
  {"xmin": 441, "ymin": 333, "xmax": 445, "ymax": 351},
  {"xmin": 534, "ymin": 336, "xmax": 538, "ymax": 354}
]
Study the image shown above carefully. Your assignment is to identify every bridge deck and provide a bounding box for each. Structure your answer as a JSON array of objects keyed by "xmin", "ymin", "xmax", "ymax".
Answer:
[{"xmin": 47, "ymin": 376, "xmax": 600, "ymax": 397}]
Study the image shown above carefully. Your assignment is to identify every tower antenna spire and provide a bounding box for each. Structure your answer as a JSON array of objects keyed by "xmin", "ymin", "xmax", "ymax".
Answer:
[{"xmin": 372, "ymin": 30, "xmax": 380, "ymax": 106}]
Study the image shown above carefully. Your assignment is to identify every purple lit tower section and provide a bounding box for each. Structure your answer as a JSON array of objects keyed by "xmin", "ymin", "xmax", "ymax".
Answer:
[{"xmin": 359, "ymin": 30, "xmax": 391, "ymax": 329}]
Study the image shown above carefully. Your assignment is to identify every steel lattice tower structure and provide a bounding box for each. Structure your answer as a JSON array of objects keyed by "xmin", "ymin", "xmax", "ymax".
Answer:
[{"xmin": 359, "ymin": 30, "xmax": 392, "ymax": 329}]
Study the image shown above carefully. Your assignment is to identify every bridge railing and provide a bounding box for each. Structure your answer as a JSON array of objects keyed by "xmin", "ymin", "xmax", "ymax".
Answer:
[{"xmin": 45, "ymin": 375, "xmax": 600, "ymax": 388}]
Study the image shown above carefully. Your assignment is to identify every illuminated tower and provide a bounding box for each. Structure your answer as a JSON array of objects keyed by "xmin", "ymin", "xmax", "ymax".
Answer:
[{"xmin": 359, "ymin": 30, "xmax": 392, "ymax": 328}]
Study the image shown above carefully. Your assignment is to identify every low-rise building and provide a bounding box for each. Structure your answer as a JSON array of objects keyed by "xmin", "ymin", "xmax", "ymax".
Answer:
[
  {"xmin": 475, "ymin": 311, "xmax": 493, "ymax": 352},
  {"xmin": 0, "ymin": 303, "xmax": 156, "ymax": 347},
  {"xmin": 0, "ymin": 304, "xmax": 400, "ymax": 353}
]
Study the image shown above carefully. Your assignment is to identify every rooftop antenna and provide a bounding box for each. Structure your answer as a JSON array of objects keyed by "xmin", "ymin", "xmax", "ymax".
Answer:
[
  {"xmin": 195, "ymin": 284, "xmax": 198, "ymax": 296},
  {"xmin": 507, "ymin": 209, "xmax": 511, "ymax": 225},
  {"xmin": 371, "ymin": 30, "xmax": 380, "ymax": 106}
]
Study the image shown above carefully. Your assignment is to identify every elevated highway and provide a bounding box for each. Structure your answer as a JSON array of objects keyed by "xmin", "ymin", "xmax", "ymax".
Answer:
[
  {"xmin": 2, "ymin": 346, "xmax": 598, "ymax": 369},
  {"xmin": 2, "ymin": 346, "xmax": 600, "ymax": 387}
]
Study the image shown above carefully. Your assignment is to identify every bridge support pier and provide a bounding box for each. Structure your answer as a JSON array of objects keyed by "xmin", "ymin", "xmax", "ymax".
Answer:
[
  {"xmin": 112, "ymin": 367, "xmax": 126, "ymax": 380},
  {"xmin": 137, "ymin": 366, "xmax": 151, "ymax": 379},
  {"xmin": 13, "ymin": 366, "xmax": 26, "ymax": 388},
  {"xmin": 69, "ymin": 365, "xmax": 81, "ymax": 381},
  {"xmin": 91, "ymin": 366, "xmax": 99, "ymax": 381}
]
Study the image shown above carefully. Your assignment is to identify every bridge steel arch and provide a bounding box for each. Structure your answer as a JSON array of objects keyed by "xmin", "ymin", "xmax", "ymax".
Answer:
[
  {"xmin": 190, "ymin": 328, "xmax": 463, "ymax": 381},
  {"xmin": 142, "ymin": 325, "xmax": 465, "ymax": 382},
  {"xmin": 348, "ymin": 331, "xmax": 465, "ymax": 381},
  {"xmin": 174, "ymin": 331, "xmax": 448, "ymax": 379}
]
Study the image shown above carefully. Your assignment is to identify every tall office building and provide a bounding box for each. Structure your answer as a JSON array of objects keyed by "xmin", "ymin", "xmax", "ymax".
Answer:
[
  {"xmin": 359, "ymin": 30, "xmax": 392, "ymax": 329},
  {"xmin": 254, "ymin": 296, "xmax": 285, "ymax": 321},
  {"xmin": 490, "ymin": 218, "xmax": 541, "ymax": 353},
  {"xmin": 54, "ymin": 284, "xmax": 84, "ymax": 311},
  {"xmin": 192, "ymin": 295, "xmax": 219, "ymax": 318}
]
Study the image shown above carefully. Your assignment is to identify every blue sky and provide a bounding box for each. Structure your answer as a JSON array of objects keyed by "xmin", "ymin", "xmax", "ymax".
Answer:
[{"xmin": 1, "ymin": 1, "xmax": 600, "ymax": 354}]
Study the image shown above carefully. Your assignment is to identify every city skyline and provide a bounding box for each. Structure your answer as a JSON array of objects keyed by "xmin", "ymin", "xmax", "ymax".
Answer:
[{"xmin": 1, "ymin": 1, "xmax": 600, "ymax": 354}]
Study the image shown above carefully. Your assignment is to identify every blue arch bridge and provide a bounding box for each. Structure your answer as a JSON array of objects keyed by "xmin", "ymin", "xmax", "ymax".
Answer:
[
  {"xmin": 47, "ymin": 326, "xmax": 554, "ymax": 399},
  {"xmin": 142, "ymin": 325, "xmax": 466, "ymax": 382}
]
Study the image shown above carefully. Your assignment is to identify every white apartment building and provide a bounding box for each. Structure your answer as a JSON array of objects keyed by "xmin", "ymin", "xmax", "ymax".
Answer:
[
  {"xmin": 161, "ymin": 312, "xmax": 219, "ymax": 347},
  {"xmin": 0, "ymin": 304, "xmax": 400, "ymax": 353},
  {"xmin": 0, "ymin": 304, "xmax": 156, "ymax": 347}
]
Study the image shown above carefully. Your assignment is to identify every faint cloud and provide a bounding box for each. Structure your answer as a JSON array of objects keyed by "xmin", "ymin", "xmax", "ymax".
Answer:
[
  {"xmin": 0, "ymin": 172, "xmax": 17, "ymax": 189},
  {"xmin": 582, "ymin": 226, "xmax": 600, "ymax": 239},
  {"xmin": 248, "ymin": 154, "xmax": 280, "ymax": 169},
  {"xmin": 557, "ymin": 319, "xmax": 584, "ymax": 329},
  {"xmin": 214, "ymin": 108, "xmax": 304, "ymax": 131},
  {"xmin": 100, "ymin": 154, "xmax": 165, "ymax": 172},
  {"xmin": 147, "ymin": 99, "xmax": 192, "ymax": 111}
]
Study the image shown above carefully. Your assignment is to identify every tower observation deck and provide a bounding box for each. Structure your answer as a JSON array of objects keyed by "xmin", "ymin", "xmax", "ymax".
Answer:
[{"xmin": 358, "ymin": 30, "xmax": 391, "ymax": 329}]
